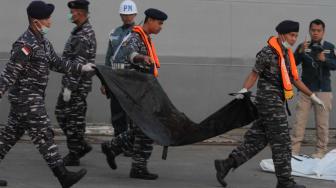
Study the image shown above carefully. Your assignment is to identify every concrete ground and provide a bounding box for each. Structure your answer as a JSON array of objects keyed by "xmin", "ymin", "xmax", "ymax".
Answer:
[{"xmin": 0, "ymin": 140, "xmax": 335, "ymax": 188}]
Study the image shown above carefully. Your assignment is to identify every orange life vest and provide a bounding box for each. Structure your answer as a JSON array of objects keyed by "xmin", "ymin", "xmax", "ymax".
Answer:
[
  {"xmin": 267, "ymin": 36, "xmax": 299, "ymax": 100},
  {"xmin": 132, "ymin": 26, "xmax": 160, "ymax": 77}
]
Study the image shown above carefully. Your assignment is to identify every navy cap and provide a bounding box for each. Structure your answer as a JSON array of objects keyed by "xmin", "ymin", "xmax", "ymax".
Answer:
[
  {"xmin": 27, "ymin": 1, "xmax": 55, "ymax": 19},
  {"xmin": 68, "ymin": 0, "xmax": 90, "ymax": 11},
  {"xmin": 144, "ymin": 8, "xmax": 168, "ymax": 21},
  {"xmin": 276, "ymin": 20, "xmax": 300, "ymax": 34}
]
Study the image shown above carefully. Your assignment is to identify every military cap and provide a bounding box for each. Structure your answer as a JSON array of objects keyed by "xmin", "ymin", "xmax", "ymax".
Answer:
[
  {"xmin": 144, "ymin": 8, "xmax": 168, "ymax": 21},
  {"xmin": 276, "ymin": 20, "xmax": 299, "ymax": 34},
  {"xmin": 68, "ymin": 0, "xmax": 90, "ymax": 11},
  {"xmin": 26, "ymin": 1, "xmax": 55, "ymax": 19}
]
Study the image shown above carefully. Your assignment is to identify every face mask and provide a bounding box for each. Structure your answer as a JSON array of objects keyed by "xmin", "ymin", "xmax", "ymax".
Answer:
[
  {"xmin": 35, "ymin": 20, "xmax": 50, "ymax": 35},
  {"xmin": 67, "ymin": 13, "xmax": 74, "ymax": 23},
  {"xmin": 40, "ymin": 25, "xmax": 50, "ymax": 35},
  {"xmin": 282, "ymin": 41, "xmax": 291, "ymax": 49},
  {"xmin": 280, "ymin": 35, "xmax": 292, "ymax": 49}
]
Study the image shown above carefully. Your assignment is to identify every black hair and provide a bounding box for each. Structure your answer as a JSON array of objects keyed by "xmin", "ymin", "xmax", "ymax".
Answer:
[{"xmin": 309, "ymin": 19, "xmax": 325, "ymax": 30}]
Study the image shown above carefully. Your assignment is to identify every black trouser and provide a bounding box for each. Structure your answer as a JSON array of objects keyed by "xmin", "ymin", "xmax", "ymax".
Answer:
[{"xmin": 110, "ymin": 94, "xmax": 129, "ymax": 136}]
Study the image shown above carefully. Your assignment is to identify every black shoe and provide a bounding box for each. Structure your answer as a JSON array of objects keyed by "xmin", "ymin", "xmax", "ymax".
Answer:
[
  {"xmin": 63, "ymin": 144, "xmax": 92, "ymax": 166},
  {"xmin": 101, "ymin": 142, "xmax": 118, "ymax": 170},
  {"xmin": 214, "ymin": 158, "xmax": 235, "ymax": 187},
  {"xmin": 129, "ymin": 168, "xmax": 158, "ymax": 180},
  {"xmin": 52, "ymin": 165, "xmax": 87, "ymax": 188},
  {"xmin": 77, "ymin": 143, "xmax": 92, "ymax": 159},
  {"xmin": 276, "ymin": 182, "xmax": 306, "ymax": 188},
  {"xmin": 63, "ymin": 153, "xmax": 80, "ymax": 166},
  {"xmin": 0, "ymin": 179, "xmax": 7, "ymax": 186}
]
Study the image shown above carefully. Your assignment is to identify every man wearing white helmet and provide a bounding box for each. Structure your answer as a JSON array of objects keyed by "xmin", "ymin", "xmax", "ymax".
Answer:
[
  {"xmin": 101, "ymin": 0, "xmax": 137, "ymax": 153},
  {"xmin": 101, "ymin": 7, "xmax": 168, "ymax": 181}
]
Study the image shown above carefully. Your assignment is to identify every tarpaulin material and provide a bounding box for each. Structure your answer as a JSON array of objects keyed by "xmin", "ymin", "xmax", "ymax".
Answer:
[
  {"xmin": 95, "ymin": 65, "xmax": 258, "ymax": 146},
  {"xmin": 260, "ymin": 149, "xmax": 336, "ymax": 181}
]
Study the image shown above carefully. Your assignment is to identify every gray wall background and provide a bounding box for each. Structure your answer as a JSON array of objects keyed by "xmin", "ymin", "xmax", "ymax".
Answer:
[{"xmin": 0, "ymin": 0, "xmax": 336, "ymax": 128}]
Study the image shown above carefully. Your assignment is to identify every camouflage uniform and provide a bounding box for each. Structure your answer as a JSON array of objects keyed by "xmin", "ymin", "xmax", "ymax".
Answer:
[
  {"xmin": 105, "ymin": 31, "xmax": 155, "ymax": 171},
  {"xmin": 228, "ymin": 45, "xmax": 295, "ymax": 185},
  {"xmin": 55, "ymin": 20, "xmax": 96, "ymax": 156},
  {"xmin": 0, "ymin": 28, "xmax": 83, "ymax": 169},
  {"xmin": 105, "ymin": 24, "xmax": 134, "ymax": 136}
]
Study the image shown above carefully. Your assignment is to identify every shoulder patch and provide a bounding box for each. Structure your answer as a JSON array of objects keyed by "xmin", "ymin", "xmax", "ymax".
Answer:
[
  {"xmin": 11, "ymin": 44, "xmax": 32, "ymax": 63},
  {"xmin": 21, "ymin": 46, "xmax": 32, "ymax": 56}
]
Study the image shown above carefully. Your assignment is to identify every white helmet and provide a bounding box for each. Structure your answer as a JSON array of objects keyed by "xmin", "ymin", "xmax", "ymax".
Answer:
[{"xmin": 119, "ymin": 0, "xmax": 137, "ymax": 15}]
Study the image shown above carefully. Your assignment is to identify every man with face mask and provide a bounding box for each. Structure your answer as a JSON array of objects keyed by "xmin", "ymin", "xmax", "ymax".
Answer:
[
  {"xmin": 291, "ymin": 19, "xmax": 336, "ymax": 159},
  {"xmin": 214, "ymin": 20, "xmax": 325, "ymax": 188},
  {"xmin": 0, "ymin": 1, "xmax": 96, "ymax": 187},
  {"xmin": 100, "ymin": 0, "xmax": 137, "ymax": 156},
  {"xmin": 101, "ymin": 8, "xmax": 167, "ymax": 180},
  {"xmin": 54, "ymin": 0, "xmax": 96, "ymax": 166}
]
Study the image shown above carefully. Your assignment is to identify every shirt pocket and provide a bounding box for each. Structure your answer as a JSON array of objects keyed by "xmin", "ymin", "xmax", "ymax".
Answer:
[{"xmin": 111, "ymin": 35, "xmax": 121, "ymax": 48}]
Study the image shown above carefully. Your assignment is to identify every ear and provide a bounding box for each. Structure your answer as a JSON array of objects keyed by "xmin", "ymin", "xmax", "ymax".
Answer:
[
  {"xmin": 279, "ymin": 34, "xmax": 284, "ymax": 41},
  {"xmin": 148, "ymin": 17, "xmax": 154, "ymax": 23},
  {"xmin": 33, "ymin": 20, "xmax": 41, "ymax": 29}
]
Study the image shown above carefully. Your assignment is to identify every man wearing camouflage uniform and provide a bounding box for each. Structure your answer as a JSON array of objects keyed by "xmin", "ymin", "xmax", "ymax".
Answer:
[
  {"xmin": 55, "ymin": 0, "xmax": 96, "ymax": 166},
  {"xmin": 214, "ymin": 20, "xmax": 325, "ymax": 188},
  {"xmin": 101, "ymin": 0, "xmax": 137, "ymax": 139},
  {"xmin": 101, "ymin": 8, "xmax": 168, "ymax": 180},
  {"xmin": 0, "ymin": 1, "xmax": 95, "ymax": 187}
]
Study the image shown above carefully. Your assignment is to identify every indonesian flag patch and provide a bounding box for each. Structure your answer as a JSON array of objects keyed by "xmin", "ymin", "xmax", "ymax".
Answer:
[{"xmin": 21, "ymin": 46, "xmax": 31, "ymax": 56}]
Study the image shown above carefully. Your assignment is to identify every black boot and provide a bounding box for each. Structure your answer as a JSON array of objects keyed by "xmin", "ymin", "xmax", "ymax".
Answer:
[
  {"xmin": 63, "ymin": 144, "xmax": 92, "ymax": 166},
  {"xmin": 101, "ymin": 142, "xmax": 121, "ymax": 170},
  {"xmin": 214, "ymin": 158, "xmax": 235, "ymax": 187},
  {"xmin": 52, "ymin": 165, "xmax": 87, "ymax": 188},
  {"xmin": 276, "ymin": 181, "xmax": 306, "ymax": 188},
  {"xmin": 63, "ymin": 152, "xmax": 80, "ymax": 166},
  {"xmin": 0, "ymin": 179, "xmax": 7, "ymax": 186},
  {"xmin": 129, "ymin": 168, "xmax": 158, "ymax": 180},
  {"xmin": 77, "ymin": 143, "xmax": 92, "ymax": 159}
]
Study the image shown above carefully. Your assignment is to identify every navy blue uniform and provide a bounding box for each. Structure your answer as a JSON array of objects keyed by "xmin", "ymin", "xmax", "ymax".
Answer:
[
  {"xmin": 55, "ymin": 20, "xmax": 96, "ymax": 156},
  {"xmin": 0, "ymin": 29, "xmax": 83, "ymax": 169}
]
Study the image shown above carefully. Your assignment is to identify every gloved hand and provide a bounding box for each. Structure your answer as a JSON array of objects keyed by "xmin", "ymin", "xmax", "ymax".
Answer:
[
  {"xmin": 63, "ymin": 88, "xmax": 72, "ymax": 102},
  {"xmin": 81, "ymin": 63, "xmax": 96, "ymax": 72},
  {"xmin": 235, "ymin": 88, "xmax": 248, "ymax": 99},
  {"xmin": 310, "ymin": 93, "xmax": 326, "ymax": 110}
]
